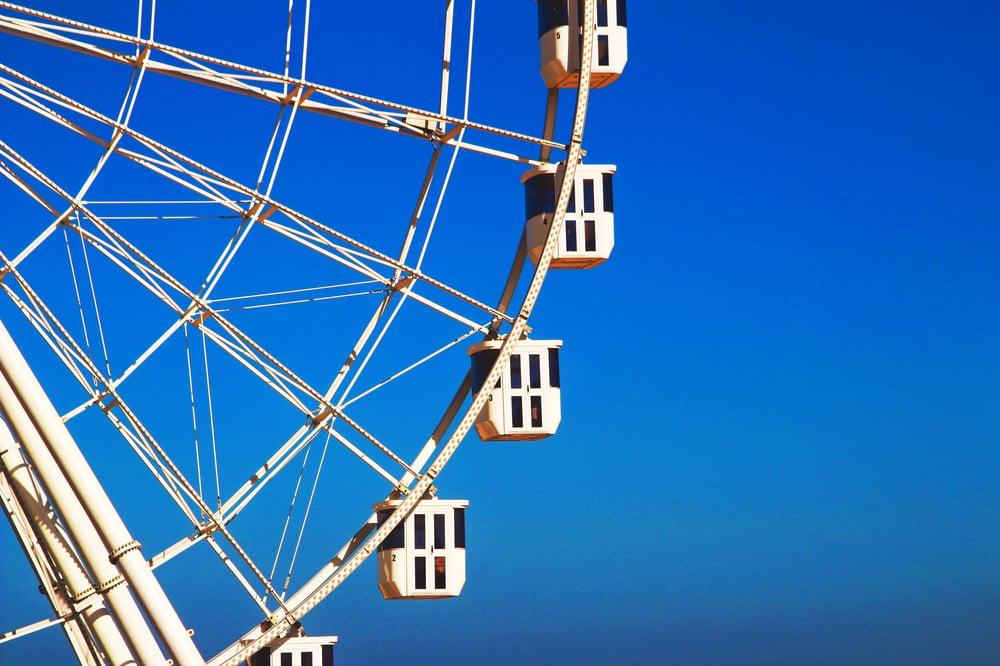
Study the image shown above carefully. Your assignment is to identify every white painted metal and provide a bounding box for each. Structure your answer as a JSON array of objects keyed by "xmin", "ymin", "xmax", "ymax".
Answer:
[
  {"xmin": 1, "ymin": 255, "xmax": 305, "ymax": 611},
  {"xmin": 0, "ymin": 4, "xmax": 564, "ymax": 162},
  {"xmin": 439, "ymin": 0, "xmax": 455, "ymax": 120},
  {"xmin": 538, "ymin": 88, "xmax": 560, "ymax": 163},
  {"xmin": 0, "ymin": 449, "xmax": 104, "ymax": 665},
  {"xmin": 0, "ymin": 614, "xmax": 82, "ymax": 647},
  {"xmin": 0, "ymin": 369, "xmax": 166, "ymax": 665},
  {"xmin": 212, "ymin": 2, "xmax": 597, "ymax": 660},
  {"xmin": 0, "ymin": 321, "xmax": 204, "ymax": 666},
  {"xmin": 0, "ymin": 0, "xmax": 608, "ymax": 663},
  {"xmin": 0, "ymin": 430, "xmax": 132, "ymax": 665}
]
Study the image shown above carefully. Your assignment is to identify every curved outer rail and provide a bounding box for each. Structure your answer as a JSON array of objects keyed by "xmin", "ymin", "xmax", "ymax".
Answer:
[{"xmin": 211, "ymin": 0, "xmax": 599, "ymax": 664}]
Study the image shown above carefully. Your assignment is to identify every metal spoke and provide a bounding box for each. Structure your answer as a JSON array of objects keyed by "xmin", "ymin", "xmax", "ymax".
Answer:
[
  {"xmin": 0, "ymin": 1, "xmax": 613, "ymax": 662},
  {"xmin": 0, "ymin": 2, "xmax": 565, "ymax": 160}
]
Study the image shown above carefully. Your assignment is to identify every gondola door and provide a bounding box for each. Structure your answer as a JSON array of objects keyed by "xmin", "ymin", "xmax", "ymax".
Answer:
[
  {"xmin": 502, "ymin": 349, "xmax": 545, "ymax": 435},
  {"xmin": 406, "ymin": 507, "xmax": 464, "ymax": 597}
]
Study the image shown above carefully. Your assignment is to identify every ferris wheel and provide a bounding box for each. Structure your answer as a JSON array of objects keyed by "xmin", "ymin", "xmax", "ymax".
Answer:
[{"xmin": 0, "ymin": 1, "xmax": 627, "ymax": 664}]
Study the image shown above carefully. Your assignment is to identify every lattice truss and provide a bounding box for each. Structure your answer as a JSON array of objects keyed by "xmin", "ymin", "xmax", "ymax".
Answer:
[
  {"xmin": 1, "ymin": 0, "xmax": 571, "ymax": 606},
  {"xmin": 0, "ymin": 1, "xmax": 597, "ymax": 662}
]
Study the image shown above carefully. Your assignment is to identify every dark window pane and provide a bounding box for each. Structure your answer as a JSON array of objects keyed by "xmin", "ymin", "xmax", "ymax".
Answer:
[
  {"xmin": 524, "ymin": 172, "xmax": 557, "ymax": 218},
  {"xmin": 585, "ymin": 220, "xmax": 597, "ymax": 252},
  {"xmin": 322, "ymin": 645, "xmax": 334, "ymax": 666},
  {"xmin": 509, "ymin": 354, "xmax": 522, "ymax": 389},
  {"xmin": 531, "ymin": 396, "xmax": 543, "ymax": 427},
  {"xmin": 435, "ymin": 556, "xmax": 447, "ymax": 589},
  {"xmin": 598, "ymin": 34, "xmax": 609, "ymax": 66},
  {"xmin": 511, "ymin": 395, "xmax": 523, "ymax": 428},
  {"xmin": 549, "ymin": 348, "xmax": 561, "ymax": 388},
  {"xmin": 414, "ymin": 514, "xmax": 426, "ymax": 550},
  {"xmin": 250, "ymin": 648, "xmax": 271, "ymax": 666},
  {"xmin": 603, "ymin": 172, "xmax": 614, "ymax": 212},
  {"xmin": 537, "ymin": 0, "xmax": 569, "ymax": 37},
  {"xmin": 415, "ymin": 556, "xmax": 426, "ymax": 589},
  {"xmin": 470, "ymin": 348, "xmax": 500, "ymax": 392},
  {"xmin": 597, "ymin": 0, "xmax": 608, "ymax": 26},
  {"xmin": 454, "ymin": 508, "xmax": 466, "ymax": 548},
  {"xmin": 434, "ymin": 513, "xmax": 446, "ymax": 549},
  {"xmin": 303, "ymin": 653, "xmax": 313, "ymax": 666},
  {"xmin": 280, "ymin": 653, "xmax": 292, "ymax": 666},
  {"xmin": 565, "ymin": 220, "xmax": 578, "ymax": 252},
  {"xmin": 377, "ymin": 510, "xmax": 405, "ymax": 551},
  {"xmin": 567, "ymin": 183, "xmax": 576, "ymax": 212},
  {"xmin": 617, "ymin": 0, "xmax": 627, "ymax": 27},
  {"xmin": 583, "ymin": 179, "xmax": 595, "ymax": 212},
  {"xmin": 529, "ymin": 354, "xmax": 541, "ymax": 389}
]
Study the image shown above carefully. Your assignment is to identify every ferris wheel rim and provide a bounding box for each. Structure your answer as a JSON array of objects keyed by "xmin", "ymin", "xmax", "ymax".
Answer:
[{"xmin": 0, "ymin": 2, "xmax": 602, "ymax": 663}]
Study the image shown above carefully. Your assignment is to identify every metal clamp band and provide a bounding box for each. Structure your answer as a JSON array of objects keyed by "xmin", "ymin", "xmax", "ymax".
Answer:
[
  {"xmin": 95, "ymin": 573, "xmax": 126, "ymax": 594},
  {"xmin": 108, "ymin": 539, "xmax": 142, "ymax": 564},
  {"xmin": 71, "ymin": 585, "xmax": 97, "ymax": 603}
]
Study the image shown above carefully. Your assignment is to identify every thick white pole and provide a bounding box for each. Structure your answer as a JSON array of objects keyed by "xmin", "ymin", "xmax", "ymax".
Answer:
[
  {"xmin": 0, "ymin": 374, "xmax": 165, "ymax": 665},
  {"xmin": 0, "ymin": 459, "xmax": 102, "ymax": 666},
  {"xmin": 0, "ymin": 426, "xmax": 137, "ymax": 665},
  {"xmin": 0, "ymin": 320, "xmax": 205, "ymax": 666},
  {"xmin": 439, "ymin": 0, "xmax": 455, "ymax": 118}
]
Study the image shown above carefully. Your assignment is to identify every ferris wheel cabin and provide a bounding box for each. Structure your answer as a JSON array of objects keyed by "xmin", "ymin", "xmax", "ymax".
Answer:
[
  {"xmin": 248, "ymin": 636, "xmax": 337, "ymax": 666},
  {"xmin": 374, "ymin": 498, "xmax": 468, "ymax": 600},
  {"xmin": 522, "ymin": 163, "xmax": 616, "ymax": 269},
  {"xmin": 468, "ymin": 338, "xmax": 563, "ymax": 441},
  {"xmin": 537, "ymin": 0, "xmax": 628, "ymax": 89}
]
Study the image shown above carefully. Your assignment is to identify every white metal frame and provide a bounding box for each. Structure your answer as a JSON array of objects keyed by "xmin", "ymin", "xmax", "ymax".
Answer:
[{"xmin": 0, "ymin": 1, "xmax": 603, "ymax": 664}]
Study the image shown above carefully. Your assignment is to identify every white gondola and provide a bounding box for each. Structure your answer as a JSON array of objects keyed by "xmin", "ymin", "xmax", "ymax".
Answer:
[
  {"xmin": 522, "ymin": 163, "xmax": 616, "ymax": 269},
  {"xmin": 248, "ymin": 636, "xmax": 337, "ymax": 666},
  {"xmin": 373, "ymin": 498, "xmax": 468, "ymax": 600},
  {"xmin": 537, "ymin": 0, "xmax": 628, "ymax": 89},
  {"xmin": 467, "ymin": 338, "xmax": 562, "ymax": 441}
]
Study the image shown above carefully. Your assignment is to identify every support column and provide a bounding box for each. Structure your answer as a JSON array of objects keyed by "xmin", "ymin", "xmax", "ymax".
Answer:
[
  {"xmin": 0, "ymin": 320, "xmax": 205, "ymax": 666},
  {"xmin": 0, "ymin": 424, "xmax": 136, "ymax": 665},
  {"xmin": 0, "ymin": 373, "xmax": 167, "ymax": 665},
  {"xmin": 0, "ymin": 463, "xmax": 101, "ymax": 665}
]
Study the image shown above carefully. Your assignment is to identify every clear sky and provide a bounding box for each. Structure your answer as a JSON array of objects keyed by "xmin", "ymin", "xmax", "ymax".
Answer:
[{"xmin": 2, "ymin": 2, "xmax": 999, "ymax": 665}]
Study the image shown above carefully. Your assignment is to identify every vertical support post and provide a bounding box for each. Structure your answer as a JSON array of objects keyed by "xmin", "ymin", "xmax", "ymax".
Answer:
[
  {"xmin": 0, "ymin": 320, "xmax": 206, "ymax": 666},
  {"xmin": 0, "ymin": 426, "xmax": 135, "ymax": 665},
  {"xmin": 0, "ymin": 372, "xmax": 166, "ymax": 665},
  {"xmin": 439, "ymin": 0, "xmax": 455, "ymax": 120},
  {"xmin": 0, "ymin": 461, "xmax": 102, "ymax": 666},
  {"xmin": 539, "ymin": 88, "xmax": 560, "ymax": 163},
  {"xmin": 490, "ymin": 230, "xmax": 529, "ymax": 337}
]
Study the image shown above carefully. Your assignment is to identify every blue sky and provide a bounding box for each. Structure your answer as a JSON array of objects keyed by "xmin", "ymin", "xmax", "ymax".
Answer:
[{"xmin": 2, "ymin": 2, "xmax": 999, "ymax": 665}]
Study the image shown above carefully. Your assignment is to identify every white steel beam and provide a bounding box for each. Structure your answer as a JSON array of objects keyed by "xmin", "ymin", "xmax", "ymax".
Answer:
[
  {"xmin": 0, "ymin": 3, "xmax": 565, "ymax": 158},
  {"xmin": 0, "ymin": 466, "xmax": 100, "ymax": 665},
  {"xmin": 0, "ymin": 430, "xmax": 131, "ymax": 665},
  {"xmin": 216, "ymin": 3, "xmax": 600, "ymax": 662},
  {"xmin": 0, "ymin": 320, "xmax": 205, "ymax": 666},
  {"xmin": 0, "ymin": 372, "xmax": 167, "ymax": 665}
]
